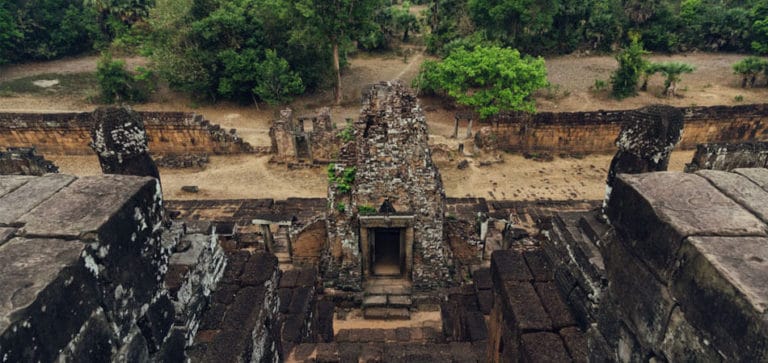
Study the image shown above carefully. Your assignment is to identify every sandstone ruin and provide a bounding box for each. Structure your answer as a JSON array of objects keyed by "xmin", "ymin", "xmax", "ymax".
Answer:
[{"xmin": 1, "ymin": 84, "xmax": 768, "ymax": 362}]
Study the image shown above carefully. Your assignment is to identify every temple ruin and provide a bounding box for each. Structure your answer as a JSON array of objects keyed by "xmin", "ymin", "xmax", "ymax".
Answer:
[{"xmin": 1, "ymin": 88, "xmax": 768, "ymax": 362}]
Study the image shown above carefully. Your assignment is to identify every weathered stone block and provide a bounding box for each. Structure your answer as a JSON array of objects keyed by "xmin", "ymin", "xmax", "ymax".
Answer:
[
  {"xmin": 534, "ymin": 282, "xmax": 576, "ymax": 329},
  {"xmin": 520, "ymin": 332, "xmax": 571, "ymax": 363},
  {"xmin": 659, "ymin": 307, "xmax": 721, "ymax": 362},
  {"xmin": 0, "ymin": 237, "xmax": 100, "ymax": 361},
  {"xmin": 491, "ymin": 250, "xmax": 532, "ymax": 285},
  {"xmin": 0, "ymin": 175, "xmax": 33, "ymax": 197},
  {"xmin": 607, "ymin": 172, "xmax": 767, "ymax": 276},
  {"xmin": 735, "ymin": 167, "xmax": 768, "ymax": 191},
  {"xmin": 500, "ymin": 281, "xmax": 552, "ymax": 332},
  {"xmin": 523, "ymin": 250, "xmax": 553, "ymax": 282},
  {"xmin": 0, "ymin": 174, "xmax": 75, "ymax": 225},
  {"xmin": 697, "ymin": 169, "xmax": 768, "ymax": 223},
  {"xmin": 603, "ymin": 236, "xmax": 675, "ymax": 349},
  {"xmin": 559, "ymin": 327, "xmax": 588, "ymax": 363},
  {"xmin": 673, "ymin": 236, "xmax": 768, "ymax": 361}
]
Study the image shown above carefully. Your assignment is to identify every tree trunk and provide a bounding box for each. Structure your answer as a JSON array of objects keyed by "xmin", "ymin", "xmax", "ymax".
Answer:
[
  {"xmin": 453, "ymin": 117, "xmax": 459, "ymax": 138},
  {"xmin": 742, "ymin": 76, "xmax": 748, "ymax": 88},
  {"xmin": 333, "ymin": 42, "xmax": 341, "ymax": 105}
]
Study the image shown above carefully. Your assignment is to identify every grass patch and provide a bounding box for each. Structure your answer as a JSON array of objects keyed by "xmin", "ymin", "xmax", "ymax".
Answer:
[{"xmin": 0, "ymin": 72, "xmax": 98, "ymax": 98}]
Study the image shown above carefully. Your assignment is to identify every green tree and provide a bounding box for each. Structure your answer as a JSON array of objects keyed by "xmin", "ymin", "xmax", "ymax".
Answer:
[
  {"xmin": 468, "ymin": 0, "xmax": 559, "ymax": 51},
  {"xmin": 295, "ymin": 0, "xmax": 383, "ymax": 104},
  {"xmin": 96, "ymin": 52, "xmax": 156, "ymax": 103},
  {"xmin": 414, "ymin": 45, "xmax": 548, "ymax": 118},
  {"xmin": 733, "ymin": 56, "xmax": 767, "ymax": 88},
  {"xmin": 96, "ymin": 52, "xmax": 134, "ymax": 103},
  {"xmin": 253, "ymin": 49, "xmax": 305, "ymax": 105},
  {"xmin": 610, "ymin": 35, "xmax": 648, "ymax": 99},
  {"xmin": 652, "ymin": 61, "xmax": 695, "ymax": 97},
  {"xmin": 0, "ymin": 3, "xmax": 21, "ymax": 65}
]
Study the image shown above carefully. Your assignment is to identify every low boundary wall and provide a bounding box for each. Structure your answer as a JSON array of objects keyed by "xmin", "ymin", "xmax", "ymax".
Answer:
[
  {"xmin": 0, "ymin": 111, "xmax": 253, "ymax": 155},
  {"xmin": 475, "ymin": 104, "xmax": 768, "ymax": 154}
]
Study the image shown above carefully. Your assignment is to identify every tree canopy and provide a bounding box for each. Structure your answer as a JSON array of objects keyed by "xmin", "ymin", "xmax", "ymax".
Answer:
[{"xmin": 414, "ymin": 45, "xmax": 548, "ymax": 118}]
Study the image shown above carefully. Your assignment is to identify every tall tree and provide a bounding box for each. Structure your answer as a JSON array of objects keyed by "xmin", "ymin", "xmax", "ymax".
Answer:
[{"xmin": 295, "ymin": 0, "xmax": 383, "ymax": 104}]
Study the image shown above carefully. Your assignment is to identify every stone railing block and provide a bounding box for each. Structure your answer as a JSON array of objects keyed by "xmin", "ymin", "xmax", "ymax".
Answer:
[
  {"xmin": 607, "ymin": 172, "xmax": 767, "ymax": 276},
  {"xmin": 673, "ymin": 236, "xmax": 768, "ymax": 361}
]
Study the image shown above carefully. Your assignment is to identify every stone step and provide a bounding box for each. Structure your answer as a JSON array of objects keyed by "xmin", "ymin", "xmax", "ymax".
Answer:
[
  {"xmin": 364, "ymin": 284, "xmax": 411, "ymax": 296},
  {"xmin": 362, "ymin": 295, "xmax": 388, "ymax": 308},
  {"xmin": 363, "ymin": 307, "xmax": 410, "ymax": 320},
  {"xmin": 387, "ymin": 295, "xmax": 412, "ymax": 308}
]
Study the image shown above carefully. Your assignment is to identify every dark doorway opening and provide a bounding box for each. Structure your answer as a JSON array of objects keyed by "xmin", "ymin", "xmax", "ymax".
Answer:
[
  {"xmin": 372, "ymin": 228, "xmax": 402, "ymax": 276},
  {"xmin": 295, "ymin": 135, "xmax": 310, "ymax": 159}
]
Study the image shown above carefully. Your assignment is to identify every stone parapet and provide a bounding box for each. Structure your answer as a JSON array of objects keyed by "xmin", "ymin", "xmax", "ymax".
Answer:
[
  {"xmin": 550, "ymin": 169, "xmax": 768, "ymax": 361},
  {"xmin": 0, "ymin": 174, "xmax": 170, "ymax": 361}
]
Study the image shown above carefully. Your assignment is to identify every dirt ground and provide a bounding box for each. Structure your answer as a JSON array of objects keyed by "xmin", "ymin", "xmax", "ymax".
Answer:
[{"xmin": 0, "ymin": 51, "xmax": 748, "ymax": 201}]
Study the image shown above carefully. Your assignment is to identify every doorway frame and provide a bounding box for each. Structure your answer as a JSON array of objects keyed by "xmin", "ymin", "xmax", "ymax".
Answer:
[{"xmin": 359, "ymin": 215, "xmax": 414, "ymax": 280}]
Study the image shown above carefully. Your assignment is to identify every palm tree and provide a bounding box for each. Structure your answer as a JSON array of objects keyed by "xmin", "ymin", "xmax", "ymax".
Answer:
[
  {"xmin": 652, "ymin": 62, "xmax": 695, "ymax": 97},
  {"xmin": 733, "ymin": 56, "xmax": 767, "ymax": 88}
]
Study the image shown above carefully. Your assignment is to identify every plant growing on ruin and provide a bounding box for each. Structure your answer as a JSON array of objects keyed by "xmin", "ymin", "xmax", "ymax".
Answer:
[
  {"xmin": 413, "ymin": 45, "xmax": 548, "ymax": 119},
  {"xmin": 337, "ymin": 122, "xmax": 355, "ymax": 142},
  {"xmin": 327, "ymin": 164, "xmax": 356, "ymax": 194},
  {"xmin": 336, "ymin": 202, "xmax": 346, "ymax": 213},
  {"xmin": 358, "ymin": 205, "xmax": 376, "ymax": 215}
]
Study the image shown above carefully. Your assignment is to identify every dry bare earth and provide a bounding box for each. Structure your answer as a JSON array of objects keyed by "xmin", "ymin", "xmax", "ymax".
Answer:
[{"xmin": 0, "ymin": 52, "xmax": 751, "ymax": 200}]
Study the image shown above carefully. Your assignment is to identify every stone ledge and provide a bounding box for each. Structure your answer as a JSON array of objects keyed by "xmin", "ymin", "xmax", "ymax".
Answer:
[
  {"xmin": 674, "ymin": 236, "xmax": 768, "ymax": 361},
  {"xmin": 607, "ymin": 172, "xmax": 767, "ymax": 278}
]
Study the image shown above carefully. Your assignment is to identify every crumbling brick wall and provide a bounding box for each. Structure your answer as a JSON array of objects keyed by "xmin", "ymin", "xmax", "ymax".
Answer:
[
  {"xmin": 0, "ymin": 111, "xmax": 253, "ymax": 155},
  {"xmin": 475, "ymin": 103, "xmax": 768, "ymax": 154},
  {"xmin": 269, "ymin": 107, "xmax": 340, "ymax": 166}
]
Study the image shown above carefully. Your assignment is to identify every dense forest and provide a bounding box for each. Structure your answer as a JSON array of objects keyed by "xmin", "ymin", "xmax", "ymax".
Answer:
[{"xmin": 2, "ymin": 0, "xmax": 768, "ymax": 106}]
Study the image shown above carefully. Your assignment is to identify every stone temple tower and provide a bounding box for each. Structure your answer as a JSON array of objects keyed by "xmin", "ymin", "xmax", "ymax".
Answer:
[{"xmin": 323, "ymin": 81, "xmax": 453, "ymax": 292}]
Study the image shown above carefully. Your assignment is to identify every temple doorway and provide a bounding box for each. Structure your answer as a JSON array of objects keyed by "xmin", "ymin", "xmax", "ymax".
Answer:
[{"xmin": 372, "ymin": 228, "xmax": 403, "ymax": 276}]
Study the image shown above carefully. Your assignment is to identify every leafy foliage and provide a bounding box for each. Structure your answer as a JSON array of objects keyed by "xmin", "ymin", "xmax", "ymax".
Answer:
[
  {"xmin": 337, "ymin": 122, "xmax": 355, "ymax": 142},
  {"xmin": 651, "ymin": 61, "xmax": 695, "ymax": 97},
  {"xmin": 96, "ymin": 52, "xmax": 156, "ymax": 103},
  {"xmin": 327, "ymin": 164, "xmax": 356, "ymax": 194},
  {"xmin": 610, "ymin": 36, "xmax": 648, "ymax": 99},
  {"xmin": 253, "ymin": 50, "xmax": 305, "ymax": 105},
  {"xmin": 149, "ymin": 0, "xmax": 332, "ymax": 103},
  {"xmin": 414, "ymin": 45, "xmax": 548, "ymax": 118},
  {"xmin": 357, "ymin": 205, "xmax": 377, "ymax": 215},
  {"xmin": 733, "ymin": 56, "xmax": 768, "ymax": 88}
]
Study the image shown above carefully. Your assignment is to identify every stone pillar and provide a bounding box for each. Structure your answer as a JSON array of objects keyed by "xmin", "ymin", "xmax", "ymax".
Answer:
[
  {"xmin": 453, "ymin": 116, "xmax": 459, "ymax": 138},
  {"xmin": 466, "ymin": 119, "xmax": 473, "ymax": 139},
  {"xmin": 90, "ymin": 106, "xmax": 160, "ymax": 180},
  {"xmin": 603, "ymin": 105, "xmax": 684, "ymax": 216}
]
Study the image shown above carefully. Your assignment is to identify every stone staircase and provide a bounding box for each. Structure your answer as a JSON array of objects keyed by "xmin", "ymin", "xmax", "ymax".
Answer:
[{"xmin": 362, "ymin": 278, "xmax": 413, "ymax": 320}]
